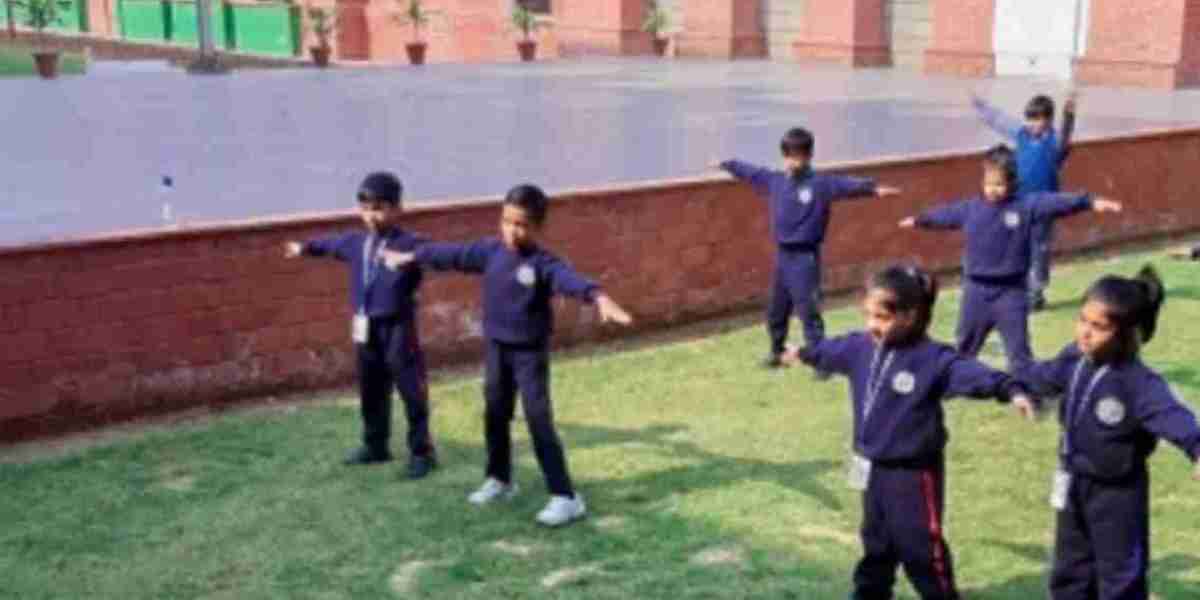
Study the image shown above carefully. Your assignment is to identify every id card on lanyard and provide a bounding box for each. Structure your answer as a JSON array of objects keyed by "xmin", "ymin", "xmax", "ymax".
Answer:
[
  {"xmin": 353, "ymin": 235, "xmax": 383, "ymax": 344},
  {"xmin": 1051, "ymin": 360, "xmax": 1109, "ymax": 510},
  {"xmin": 849, "ymin": 347, "xmax": 895, "ymax": 491}
]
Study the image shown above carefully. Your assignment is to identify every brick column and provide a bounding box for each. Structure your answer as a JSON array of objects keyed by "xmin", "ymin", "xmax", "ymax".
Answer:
[
  {"xmin": 85, "ymin": 0, "xmax": 117, "ymax": 37},
  {"xmin": 554, "ymin": 0, "xmax": 651, "ymax": 56},
  {"xmin": 792, "ymin": 0, "xmax": 888, "ymax": 67},
  {"xmin": 676, "ymin": 0, "xmax": 764, "ymax": 58},
  {"xmin": 923, "ymin": 0, "xmax": 995, "ymax": 78},
  {"xmin": 1075, "ymin": 1, "xmax": 1200, "ymax": 89}
]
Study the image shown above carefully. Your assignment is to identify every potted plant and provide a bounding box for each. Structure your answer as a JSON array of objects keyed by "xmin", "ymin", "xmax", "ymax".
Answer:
[
  {"xmin": 305, "ymin": 5, "xmax": 338, "ymax": 68},
  {"xmin": 643, "ymin": 4, "xmax": 669, "ymax": 57},
  {"xmin": 12, "ymin": 0, "xmax": 73, "ymax": 78},
  {"xmin": 397, "ymin": 0, "xmax": 429, "ymax": 65},
  {"xmin": 511, "ymin": 1, "xmax": 539, "ymax": 62}
]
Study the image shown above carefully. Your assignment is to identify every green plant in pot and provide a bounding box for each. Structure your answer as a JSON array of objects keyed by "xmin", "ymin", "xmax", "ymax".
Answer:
[
  {"xmin": 12, "ymin": 0, "xmax": 73, "ymax": 78},
  {"xmin": 305, "ymin": 4, "xmax": 338, "ymax": 68},
  {"xmin": 511, "ymin": 2, "xmax": 541, "ymax": 62},
  {"xmin": 643, "ymin": 4, "xmax": 670, "ymax": 57},
  {"xmin": 397, "ymin": 0, "xmax": 429, "ymax": 65}
]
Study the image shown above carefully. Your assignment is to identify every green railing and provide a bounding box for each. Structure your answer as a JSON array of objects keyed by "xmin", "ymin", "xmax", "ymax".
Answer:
[
  {"xmin": 116, "ymin": 0, "xmax": 298, "ymax": 56},
  {"xmin": 1, "ymin": 0, "xmax": 89, "ymax": 33}
]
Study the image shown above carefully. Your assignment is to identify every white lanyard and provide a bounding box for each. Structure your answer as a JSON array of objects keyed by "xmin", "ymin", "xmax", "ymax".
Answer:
[
  {"xmin": 1061, "ymin": 360, "xmax": 1109, "ymax": 456},
  {"xmin": 862, "ymin": 347, "xmax": 896, "ymax": 425}
]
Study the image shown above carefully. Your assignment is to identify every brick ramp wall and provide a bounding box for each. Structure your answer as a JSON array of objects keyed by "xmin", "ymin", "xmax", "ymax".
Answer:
[{"xmin": 2, "ymin": 128, "xmax": 1199, "ymax": 442}]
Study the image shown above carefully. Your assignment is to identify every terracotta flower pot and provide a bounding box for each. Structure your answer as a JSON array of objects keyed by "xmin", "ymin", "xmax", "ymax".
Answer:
[
  {"xmin": 516, "ymin": 40, "xmax": 537, "ymax": 62},
  {"xmin": 406, "ymin": 42, "xmax": 427, "ymax": 66},
  {"xmin": 652, "ymin": 37, "xmax": 669, "ymax": 57},
  {"xmin": 33, "ymin": 51, "xmax": 60, "ymax": 79},
  {"xmin": 310, "ymin": 45, "xmax": 332, "ymax": 68}
]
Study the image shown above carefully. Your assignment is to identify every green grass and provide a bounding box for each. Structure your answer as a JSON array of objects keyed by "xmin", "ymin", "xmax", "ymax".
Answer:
[
  {"xmin": 0, "ymin": 44, "xmax": 86, "ymax": 77},
  {"xmin": 3, "ymin": 251, "xmax": 1200, "ymax": 599}
]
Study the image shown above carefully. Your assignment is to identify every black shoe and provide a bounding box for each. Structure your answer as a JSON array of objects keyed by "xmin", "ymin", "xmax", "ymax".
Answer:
[
  {"xmin": 1030, "ymin": 294, "xmax": 1047, "ymax": 312},
  {"xmin": 406, "ymin": 454, "xmax": 438, "ymax": 479},
  {"xmin": 813, "ymin": 370, "xmax": 832, "ymax": 381},
  {"xmin": 761, "ymin": 353, "xmax": 783, "ymax": 369},
  {"xmin": 343, "ymin": 446, "xmax": 392, "ymax": 466}
]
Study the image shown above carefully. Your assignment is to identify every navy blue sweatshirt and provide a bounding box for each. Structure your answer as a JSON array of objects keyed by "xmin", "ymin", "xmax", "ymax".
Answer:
[
  {"xmin": 973, "ymin": 97, "xmax": 1076, "ymax": 194},
  {"xmin": 800, "ymin": 332, "xmax": 1025, "ymax": 464},
  {"xmin": 720, "ymin": 161, "xmax": 877, "ymax": 248},
  {"xmin": 303, "ymin": 227, "xmax": 425, "ymax": 320},
  {"xmin": 1018, "ymin": 343, "xmax": 1200, "ymax": 481},
  {"xmin": 414, "ymin": 238, "xmax": 598, "ymax": 345},
  {"xmin": 914, "ymin": 192, "xmax": 1092, "ymax": 282}
]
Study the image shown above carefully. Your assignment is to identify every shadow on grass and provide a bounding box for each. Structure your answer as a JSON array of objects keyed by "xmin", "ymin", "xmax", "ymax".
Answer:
[
  {"xmin": 975, "ymin": 540, "xmax": 1200, "ymax": 598},
  {"xmin": 562, "ymin": 422, "xmax": 842, "ymax": 511}
]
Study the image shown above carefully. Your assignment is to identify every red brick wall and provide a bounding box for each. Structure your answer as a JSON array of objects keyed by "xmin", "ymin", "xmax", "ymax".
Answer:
[
  {"xmin": 793, "ymin": 0, "xmax": 889, "ymax": 67},
  {"xmin": 3, "ymin": 128, "xmax": 1200, "ymax": 442},
  {"xmin": 1075, "ymin": 0, "xmax": 1200, "ymax": 89},
  {"xmin": 676, "ymin": 0, "xmax": 765, "ymax": 58},
  {"xmin": 553, "ymin": 0, "xmax": 654, "ymax": 57},
  {"xmin": 923, "ymin": 0, "xmax": 995, "ymax": 78}
]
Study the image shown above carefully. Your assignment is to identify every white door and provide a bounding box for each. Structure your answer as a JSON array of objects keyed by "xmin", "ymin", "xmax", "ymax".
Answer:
[{"xmin": 993, "ymin": 0, "xmax": 1089, "ymax": 79}]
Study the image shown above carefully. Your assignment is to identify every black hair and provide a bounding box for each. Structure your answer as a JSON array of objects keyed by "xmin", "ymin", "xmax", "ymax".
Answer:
[
  {"xmin": 780, "ymin": 127, "xmax": 815, "ymax": 158},
  {"xmin": 867, "ymin": 264, "xmax": 939, "ymax": 343},
  {"xmin": 1024, "ymin": 95, "xmax": 1056, "ymax": 120},
  {"xmin": 504, "ymin": 183, "xmax": 549, "ymax": 226},
  {"xmin": 983, "ymin": 144, "xmax": 1019, "ymax": 192},
  {"xmin": 357, "ymin": 171, "xmax": 403, "ymax": 206},
  {"xmin": 1083, "ymin": 265, "xmax": 1165, "ymax": 362}
]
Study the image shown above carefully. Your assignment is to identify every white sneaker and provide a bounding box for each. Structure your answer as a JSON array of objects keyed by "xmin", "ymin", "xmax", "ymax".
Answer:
[
  {"xmin": 468, "ymin": 477, "xmax": 518, "ymax": 505},
  {"xmin": 536, "ymin": 494, "xmax": 586, "ymax": 527}
]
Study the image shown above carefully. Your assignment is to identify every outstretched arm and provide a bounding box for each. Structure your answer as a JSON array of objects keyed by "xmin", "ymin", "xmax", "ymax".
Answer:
[
  {"xmin": 971, "ymin": 94, "xmax": 1022, "ymax": 141},
  {"xmin": 711, "ymin": 159, "xmax": 774, "ymax": 196},
  {"xmin": 1031, "ymin": 192, "xmax": 1121, "ymax": 223},
  {"xmin": 943, "ymin": 355, "xmax": 1037, "ymax": 420},
  {"xmin": 543, "ymin": 257, "xmax": 633, "ymax": 325},
  {"xmin": 826, "ymin": 175, "xmax": 902, "ymax": 201},
  {"xmin": 791, "ymin": 335, "xmax": 862, "ymax": 377},
  {"xmin": 1058, "ymin": 90, "xmax": 1077, "ymax": 164},
  {"xmin": 900, "ymin": 200, "xmax": 969, "ymax": 230},
  {"xmin": 284, "ymin": 233, "xmax": 357, "ymax": 262},
  {"xmin": 1137, "ymin": 376, "xmax": 1200, "ymax": 475},
  {"xmin": 383, "ymin": 241, "xmax": 491, "ymax": 273}
]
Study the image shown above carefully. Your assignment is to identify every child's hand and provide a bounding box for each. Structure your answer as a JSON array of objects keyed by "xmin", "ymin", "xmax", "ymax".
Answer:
[
  {"xmin": 1012, "ymin": 395, "xmax": 1038, "ymax": 421},
  {"xmin": 898, "ymin": 217, "xmax": 917, "ymax": 228},
  {"xmin": 706, "ymin": 160, "xmax": 725, "ymax": 171},
  {"xmin": 875, "ymin": 185, "xmax": 902, "ymax": 198},
  {"xmin": 780, "ymin": 344, "xmax": 803, "ymax": 367},
  {"xmin": 1167, "ymin": 246, "xmax": 1195, "ymax": 260},
  {"xmin": 595, "ymin": 294, "xmax": 633, "ymax": 325},
  {"xmin": 284, "ymin": 241, "xmax": 303, "ymax": 258},
  {"xmin": 1092, "ymin": 197, "xmax": 1122, "ymax": 213},
  {"xmin": 381, "ymin": 250, "xmax": 415, "ymax": 270}
]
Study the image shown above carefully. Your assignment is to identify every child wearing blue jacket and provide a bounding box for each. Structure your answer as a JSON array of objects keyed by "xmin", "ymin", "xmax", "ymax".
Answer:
[
  {"xmin": 1016, "ymin": 266, "xmax": 1200, "ymax": 600},
  {"xmin": 383, "ymin": 184, "xmax": 632, "ymax": 527},
  {"xmin": 712, "ymin": 127, "xmax": 900, "ymax": 369},
  {"xmin": 285, "ymin": 172, "xmax": 437, "ymax": 478},
  {"xmin": 972, "ymin": 91, "xmax": 1077, "ymax": 310},
  {"xmin": 899, "ymin": 145, "xmax": 1121, "ymax": 374},
  {"xmin": 786, "ymin": 264, "xmax": 1036, "ymax": 600}
]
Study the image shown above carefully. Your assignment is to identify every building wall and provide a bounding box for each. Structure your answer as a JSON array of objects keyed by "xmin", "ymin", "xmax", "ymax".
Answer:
[
  {"xmin": 3, "ymin": 128, "xmax": 1200, "ymax": 442},
  {"xmin": 887, "ymin": 0, "xmax": 931, "ymax": 70},
  {"xmin": 762, "ymin": 0, "xmax": 805, "ymax": 60},
  {"xmin": 992, "ymin": 0, "xmax": 1087, "ymax": 79}
]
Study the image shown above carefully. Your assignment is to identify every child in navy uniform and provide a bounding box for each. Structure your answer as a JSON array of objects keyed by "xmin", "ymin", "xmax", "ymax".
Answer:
[
  {"xmin": 972, "ymin": 91, "xmax": 1077, "ymax": 310},
  {"xmin": 712, "ymin": 127, "xmax": 901, "ymax": 369},
  {"xmin": 382, "ymin": 184, "xmax": 632, "ymax": 527},
  {"xmin": 284, "ymin": 171, "xmax": 437, "ymax": 478},
  {"xmin": 1016, "ymin": 266, "xmax": 1200, "ymax": 600},
  {"xmin": 786, "ymin": 265, "xmax": 1036, "ymax": 600},
  {"xmin": 899, "ymin": 145, "xmax": 1121, "ymax": 374}
]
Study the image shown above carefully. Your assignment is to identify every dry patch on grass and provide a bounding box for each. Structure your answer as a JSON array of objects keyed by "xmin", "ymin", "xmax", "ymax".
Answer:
[
  {"xmin": 689, "ymin": 545, "xmax": 745, "ymax": 567},
  {"xmin": 540, "ymin": 563, "xmax": 604, "ymax": 589},
  {"xmin": 490, "ymin": 539, "xmax": 542, "ymax": 557},
  {"xmin": 389, "ymin": 560, "xmax": 450, "ymax": 595},
  {"xmin": 796, "ymin": 525, "xmax": 857, "ymax": 547}
]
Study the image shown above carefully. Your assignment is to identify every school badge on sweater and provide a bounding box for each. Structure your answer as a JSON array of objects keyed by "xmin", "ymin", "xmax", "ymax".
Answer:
[
  {"xmin": 1095, "ymin": 397, "xmax": 1126, "ymax": 426},
  {"xmin": 797, "ymin": 187, "xmax": 813, "ymax": 205},
  {"xmin": 1004, "ymin": 211, "xmax": 1021, "ymax": 228},
  {"xmin": 892, "ymin": 371, "xmax": 915, "ymax": 394},
  {"xmin": 516, "ymin": 264, "xmax": 537, "ymax": 287}
]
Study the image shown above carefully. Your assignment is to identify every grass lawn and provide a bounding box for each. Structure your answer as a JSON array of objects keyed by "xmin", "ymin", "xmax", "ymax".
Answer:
[
  {"xmin": 0, "ymin": 44, "xmax": 86, "ymax": 77},
  {"xmin": 2, "ymin": 250, "xmax": 1199, "ymax": 599}
]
